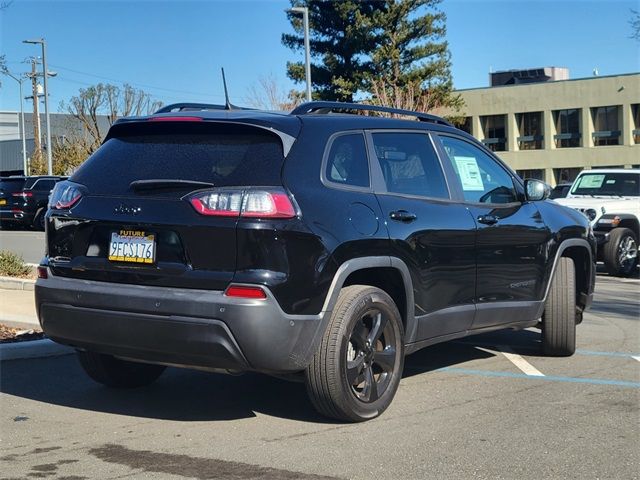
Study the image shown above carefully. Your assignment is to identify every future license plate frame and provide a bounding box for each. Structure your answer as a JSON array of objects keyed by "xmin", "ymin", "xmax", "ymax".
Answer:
[{"xmin": 108, "ymin": 229, "xmax": 156, "ymax": 264}]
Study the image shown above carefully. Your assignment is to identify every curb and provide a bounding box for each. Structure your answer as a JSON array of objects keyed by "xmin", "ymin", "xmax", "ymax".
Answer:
[
  {"xmin": 0, "ymin": 275, "xmax": 36, "ymax": 291},
  {"xmin": 0, "ymin": 338, "xmax": 73, "ymax": 361}
]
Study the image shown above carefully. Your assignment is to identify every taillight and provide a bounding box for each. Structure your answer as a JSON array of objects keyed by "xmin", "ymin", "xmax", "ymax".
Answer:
[
  {"xmin": 37, "ymin": 266, "xmax": 48, "ymax": 279},
  {"xmin": 49, "ymin": 182, "xmax": 82, "ymax": 210},
  {"xmin": 12, "ymin": 191, "xmax": 33, "ymax": 198},
  {"xmin": 188, "ymin": 188, "xmax": 297, "ymax": 219},
  {"xmin": 224, "ymin": 285, "xmax": 267, "ymax": 299}
]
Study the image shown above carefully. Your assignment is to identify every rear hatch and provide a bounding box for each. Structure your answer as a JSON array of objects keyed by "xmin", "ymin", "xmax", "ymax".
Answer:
[
  {"xmin": 47, "ymin": 120, "xmax": 291, "ymax": 290},
  {"xmin": 0, "ymin": 177, "xmax": 27, "ymax": 212}
]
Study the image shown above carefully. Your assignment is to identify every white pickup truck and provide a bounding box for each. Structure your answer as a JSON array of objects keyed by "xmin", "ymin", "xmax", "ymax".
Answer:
[{"xmin": 555, "ymin": 168, "xmax": 639, "ymax": 277}]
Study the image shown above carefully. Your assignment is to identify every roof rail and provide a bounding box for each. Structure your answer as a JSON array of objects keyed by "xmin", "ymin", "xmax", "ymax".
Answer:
[
  {"xmin": 290, "ymin": 101, "xmax": 453, "ymax": 126},
  {"xmin": 155, "ymin": 103, "xmax": 255, "ymax": 114}
]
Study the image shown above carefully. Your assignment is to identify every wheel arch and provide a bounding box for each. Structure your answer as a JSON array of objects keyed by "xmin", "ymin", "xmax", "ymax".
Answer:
[
  {"xmin": 321, "ymin": 256, "xmax": 416, "ymax": 343},
  {"xmin": 544, "ymin": 239, "xmax": 594, "ymax": 315},
  {"xmin": 616, "ymin": 216, "xmax": 640, "ymax": 238}
]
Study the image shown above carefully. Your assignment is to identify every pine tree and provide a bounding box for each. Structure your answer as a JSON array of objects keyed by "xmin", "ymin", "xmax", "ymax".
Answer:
[
  {"xmin": 282, "ymin": 0, "xmax": 461, "ymax": 114},
  {"xmin": 370, "ymin": 0, "xmax": 462, "ymax": 113},
  {"xmin": 282, "ymin": 1, "xmax": 379, "ymax": 102}
]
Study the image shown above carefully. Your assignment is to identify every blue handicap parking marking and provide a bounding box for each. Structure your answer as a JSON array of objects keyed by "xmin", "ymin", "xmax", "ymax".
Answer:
[{"xmin": 438, "ymin": 367, "xmax": 640, "ymax": 388}]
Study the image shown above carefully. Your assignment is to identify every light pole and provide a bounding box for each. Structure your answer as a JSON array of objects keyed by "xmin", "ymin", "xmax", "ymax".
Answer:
[
  {"xmin": 2, "ymin": 71, "xmax": 28, "ymax": 175},
  {"xmin": 287, "ymin": 6, "xmax": 312, "ymax": 102},
  {"xmin": 23, "ymin": 38, "xmax": 53, "ymax": 175}
]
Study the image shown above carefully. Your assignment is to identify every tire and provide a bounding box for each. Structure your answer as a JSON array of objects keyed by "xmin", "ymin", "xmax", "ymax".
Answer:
[
  {"xmin": 603, "ymin": 228, "xmax": 638, "ymax": 277},
  {"xmin": 541, "ymin": 257, "xmax": 576, "ymax": 356},
  {"xmin": 77, "ymin": 350, "xmax": 166, "ymax": 388},
  {"xmin": 305, "ymin": 285, "xmax": 404, "ymax": 422},
  {"xmin": 33, "ymin": 209, "xmax": 46, "ymax": 231}
]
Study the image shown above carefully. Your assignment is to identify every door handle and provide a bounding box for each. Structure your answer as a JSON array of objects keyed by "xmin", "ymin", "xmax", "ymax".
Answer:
[
  {"xmin": 477, "ymin": 214, "xmax": 499, "ymax": 225},
  {"xmin": 389, "ymin": 210, "xmax": 417, "ymax": 223}
]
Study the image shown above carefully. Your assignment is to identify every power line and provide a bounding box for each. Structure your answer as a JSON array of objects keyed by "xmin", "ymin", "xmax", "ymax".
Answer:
[{"xmin": 49, "ymin": 64, "xmax": 226, "ymax": 99}]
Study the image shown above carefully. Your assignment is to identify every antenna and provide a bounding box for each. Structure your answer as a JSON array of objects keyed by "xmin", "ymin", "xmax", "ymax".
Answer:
[{"xmin": 221, "ymin": 67, "xmax": 235, "ymax": 110}]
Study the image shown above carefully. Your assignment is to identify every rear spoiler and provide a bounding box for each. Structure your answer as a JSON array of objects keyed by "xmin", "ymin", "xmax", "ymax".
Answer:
[{"xmin": 107, "ymin": 118, "xmax": 297, "ymax": 157}]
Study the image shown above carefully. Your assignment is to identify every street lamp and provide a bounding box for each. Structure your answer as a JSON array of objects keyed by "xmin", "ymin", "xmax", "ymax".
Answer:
[
  {"xmin": 23, "ymin": 38, "xmax": 53, "ymax": 175},
  {"xmin": 1, "ymin": 71, "xmax": 28, "ymax": 175},
  {"xmin": 287, "ymin": 6, "xmax": 312, "ymax": 102}
]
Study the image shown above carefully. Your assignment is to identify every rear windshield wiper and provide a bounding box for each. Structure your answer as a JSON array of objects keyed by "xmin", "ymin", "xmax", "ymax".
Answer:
[{"xmin": 130, "ymin": 179, "xmax": 215, "ymax": 191}]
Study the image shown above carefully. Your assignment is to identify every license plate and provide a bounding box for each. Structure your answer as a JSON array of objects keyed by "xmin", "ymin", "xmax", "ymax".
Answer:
[
  {"xmin": 0, "ymin": 199, "xmax": 6, "ymax": 205},
  {"xmin": 108, "ymin": 230, "xmax": 155, "ymax": 264}
]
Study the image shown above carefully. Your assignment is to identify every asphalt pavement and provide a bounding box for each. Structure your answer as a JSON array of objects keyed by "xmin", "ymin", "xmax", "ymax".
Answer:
[{"xmin": 1, "ymin": 274, "xmax": 638, "ymax": 480}]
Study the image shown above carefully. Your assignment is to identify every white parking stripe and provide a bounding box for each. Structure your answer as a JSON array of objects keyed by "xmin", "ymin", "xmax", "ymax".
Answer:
[
  {"xmin": 498, "ymin": 345, "xmax": 545, "ymax": 377},
  {"xmin": 632, "ymin": 356, "xmax": 640, "ymax": 363}
]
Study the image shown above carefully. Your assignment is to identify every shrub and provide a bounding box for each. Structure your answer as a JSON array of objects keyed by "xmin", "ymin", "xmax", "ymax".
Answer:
[{"xmin": 0, "ymin": 250, "xmax": 32, "ymax": 277}]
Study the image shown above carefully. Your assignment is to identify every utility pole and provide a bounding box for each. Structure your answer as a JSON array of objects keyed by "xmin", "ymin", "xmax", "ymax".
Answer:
[
  {"xmin": 23, "ymin": 38, "xmax": 53, "ymax": 175},
  {"xmin": 27, "ymin": 58, "xmax": 42, "ymax": 171},
  {"xmin": 287, "ymin": 6, "xmax": 312, "ymax": 102}
]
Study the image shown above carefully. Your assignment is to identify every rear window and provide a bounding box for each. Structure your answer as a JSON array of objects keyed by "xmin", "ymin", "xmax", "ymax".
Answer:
[
  {"xmin": 0, "ymin": 178, "xmax": 26, "ymax": 194},
  {"xmin": 71, "ymin": 123, "xmax": 285, "ymax": 195}
]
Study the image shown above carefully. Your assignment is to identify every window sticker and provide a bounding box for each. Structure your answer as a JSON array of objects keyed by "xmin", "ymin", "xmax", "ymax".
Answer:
[
  {"xmin": 578, "ymin": 174, "xmax": 605, "ymax": 188},
  {"xmin": 454, "ymin": 156, "xmax": 484, "ymax": 191},
  {"xmin": 605, "ymin": 179, "xmax": 616, "ymax": 184}
]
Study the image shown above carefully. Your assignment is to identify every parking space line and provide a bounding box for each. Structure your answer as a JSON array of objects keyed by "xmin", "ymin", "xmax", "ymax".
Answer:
[
  {"xmin": 577, "ymin": 349, "xmax": 640, "ymax": 359},
  {"xmin": 497, "ymin": 345, "xmax": 545, "ymax": 376},
  {"xmin": 456, "ymin": 342, "xmax": 640, "ymax": 362},
  {"xmin": 438, "ymin": 367, "xmax": 640, "ymax": 388}
]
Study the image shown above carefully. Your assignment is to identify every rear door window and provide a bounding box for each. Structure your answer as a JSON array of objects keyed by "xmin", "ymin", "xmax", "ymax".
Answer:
[
  {"xmin": 324, "ymin": 133, "xmax": 370, "ymax": 188},
  {"xmin": 31, "ymin": 179, "xmax": 56, "ymax": 192},
  {"xmin": 71, "ymin": 123, "xmax": 285, "ymax": 196},
  {"xmin": 438, "ymin": 136, "xmax": 518, "ymax": 204},
  {"xmin": 370, "ymin": 132, "xmax": 449, "ymax": 199}
]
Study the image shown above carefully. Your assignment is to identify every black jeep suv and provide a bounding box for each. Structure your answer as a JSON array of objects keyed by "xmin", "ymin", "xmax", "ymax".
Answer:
[
  {"xmin": 35, "ymin": 102, "xmax": 595, "ymax": 421},
  {"xmin": 0, "ymin": 176, "xmax": 66, "ymax": 230}
]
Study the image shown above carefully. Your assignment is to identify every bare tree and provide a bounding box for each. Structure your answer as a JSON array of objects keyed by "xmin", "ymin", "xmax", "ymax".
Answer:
[
  {"xmin": 246, "ymin": 74, "xmax": 302, "ymax": 111},
  {"xmin": 63, "ymin": 83, "xmax": 162, "ymax": 153},
  {"xmin": 368, "ymin": 77, "xmax": 463, "ymax": 120},
  {"xmin": 0, "ymin": 1, "xmax": 13, "ymax": 11},
  {"xmin": 631, "ymin": 9, "xmax": 640, "ymax": 41}
]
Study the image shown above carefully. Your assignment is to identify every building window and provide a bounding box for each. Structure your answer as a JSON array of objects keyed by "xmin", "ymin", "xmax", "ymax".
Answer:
[
  {"xmin": 480, "ymin": 114, "xmax": 507, "ymax": 151},
  {"xmin": 632, "ymin": 104, "xmax": 640, "ymax": 145},
  {"xmin": 591, "ymin": 105, "xmax": 620, "ymax": 146},
  {"xmin": 554, "ymin": 168, "xmax": 581, "ymax": 184},
  {"xmin": 517, "ymin": 169, "xmax": 545, "ymax": 181},
  {"xmin": 553, "ymin": 108, "xmax": 581, "ymax": 148},
  {"xmin": 457, "ymin": 117, "xmax": 472, "ymax": 135},
  {"xmin": 516, "ymin": 112, "xmax": 543, "ymax": 150}
]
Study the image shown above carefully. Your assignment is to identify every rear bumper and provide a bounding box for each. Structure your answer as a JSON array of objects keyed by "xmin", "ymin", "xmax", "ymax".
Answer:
[
  {"xmin": 0, "ymin": 209, "xmax": 34, "ymax": 224},
  {"xmin": 35, "ymin": 272, "xmax": 326, "ymax": 373}
]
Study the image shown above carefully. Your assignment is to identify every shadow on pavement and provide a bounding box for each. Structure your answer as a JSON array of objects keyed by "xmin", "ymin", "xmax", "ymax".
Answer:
[
  {"xmin": 1, "ymin": 328, "xmax": 542, "ymax": 423},
  {"xmin": 403, "ymin": 327, "xmax": 543, "ymax": 377},
  {"xmin": 0, "ymin": 354, "xmax": 327, "ymax": 423}
]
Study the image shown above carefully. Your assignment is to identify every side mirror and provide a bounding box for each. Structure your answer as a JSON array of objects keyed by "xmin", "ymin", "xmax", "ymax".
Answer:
[{"xmin": 525, "ymin": 179, "xmax": 551, "ymax": 201}]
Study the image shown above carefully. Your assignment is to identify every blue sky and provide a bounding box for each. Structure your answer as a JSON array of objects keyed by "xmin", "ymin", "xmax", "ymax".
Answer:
[{"xmin": 0, "ymin": 0, "xmax": 638, "ymax": 112}]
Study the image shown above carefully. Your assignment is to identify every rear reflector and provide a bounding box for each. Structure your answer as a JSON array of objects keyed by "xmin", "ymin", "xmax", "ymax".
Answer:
[
  {"xmin": 188, "ymin": 188, "xmax": 297, "ymax": 219},
  {"xmin": 12, "ymin": 191, "xmax": 33, "ymax": 198},
  {"xmin": 148, "ymin": 116, "xmax": 203, "ymax": 122},
  {"xmin": 224, "ymin": 285, "xmax": 267, "ymax": 299},
  {"xmin": 37, "ymin": 266, "xmax": 48, "ymax": 279}
]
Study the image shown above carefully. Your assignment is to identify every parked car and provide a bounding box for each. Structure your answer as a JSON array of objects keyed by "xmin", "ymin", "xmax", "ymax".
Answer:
[
  {"xmin": 555, "ymin": 168, "xmax": 639, "ymax": 276},
  {"xmin": 549, "ymin": 182, "xmax": 572, "ymax": 199},
  {"xmin": 35, "ymin": 101, "xmax": 596, "ymax": 422},
  {"xmin": 0, "ymin": 176, "xmax": 67, "ymax": 230}
]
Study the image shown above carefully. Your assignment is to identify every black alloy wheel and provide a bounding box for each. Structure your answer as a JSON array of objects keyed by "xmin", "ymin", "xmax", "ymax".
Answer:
[{"xmin": 346, "ymin": 309, "xmax": 398, "ymax": 403}]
